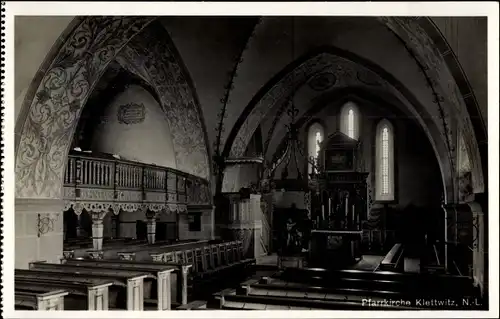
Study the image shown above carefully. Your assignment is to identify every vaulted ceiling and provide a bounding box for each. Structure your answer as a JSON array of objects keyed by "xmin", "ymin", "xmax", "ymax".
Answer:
[
  {"xmin": 153, "ymin": 16, "xmax": 486, "ymax": 198},
  {"xmin": 15, "ymin": 16, "xmax": 487, "ymax": 201}
]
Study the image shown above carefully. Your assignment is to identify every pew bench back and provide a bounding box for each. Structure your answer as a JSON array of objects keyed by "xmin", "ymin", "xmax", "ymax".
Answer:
[
  {"xmin": 63, "ymin": 258, "xmax": 191, "ymax": 305},
  {"xmin": 63, "ymin": 259, "xmax": 176, "ymax": 310},
  {"xmin": 22, "ymin": 265, "xmax": 148, "ymax": 310},
  {"xmin": 15, "ymin": 275, "xmax": 112, "ymax": 310},
  {"xmin": 15, "ymin": 288, "xmax": 68, "ymax": 310},
  {"xmin": 379, "ymin": 243, "xmax": 404, "ymax": 271}
]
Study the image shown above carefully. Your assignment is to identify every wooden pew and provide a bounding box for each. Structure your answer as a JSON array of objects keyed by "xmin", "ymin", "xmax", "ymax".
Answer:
[
  {"xmin": 65, "ymin": 258, "xmax": 191, "ymax": 306},
  {"xmin": 210, "ymin": 288, "xmax": 418, "ymax": 310},
  {"xmin": 63, "ymin": 259, "xmax": 176, "ymax": 310},
  {"xmin": 137, "ymin": 240, "xmax": 254, "ymax": 298},
  {"xmin": 188, "ymin": 243, "xmax": 254, "ymax": 283},
  {"xmin": 15, "ymin": 274, "xmax": 113, "ymax": 310},
  {"xmin": 15, "ymin": 287, "xmax": 68, "ymax": 310},
  {"xmin": 211, "ymin": 245, "xmax": 220, "ymax": 268},
  {"xmin": 148, "ymin": 241, "xmax": 223, "ymax": 276},
  {"xmin": 238, "ymin": 275, "xmax": 481, "ymax": 310},
  {"xmin": 189, "ymin": 260, "xmax": 256, "ymax": 300},
  {"xmin": 279, "ymin": 267, "xmax": 476, "ymax": 299},
  {"xmin": 379, "ymin": 243, "xmax": 404, "ymax": 271},
  {"xmin": 105, "ymin": 239, "xmax": 208, "ymax": 260},
  {"xmin": 69, "ymin": 239, "xmax": 151, "ymax": 259},
  {"xmin": 142, "ymin": 256, "xmax": 191, "ymax": 305},
  {"xmin": 238, "ymin": 277, "xmax": 398, "ymax": 305},
  {"xmin": 23, "ymin": 265, "xmax": 148, "ymax": 310}
]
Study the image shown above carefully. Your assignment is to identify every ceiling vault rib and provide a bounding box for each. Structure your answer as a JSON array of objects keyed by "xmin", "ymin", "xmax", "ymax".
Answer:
[
  {"xmin": 426, "ymin": 18, "xmax": 486, "ymax": 136},
  {"xmin": 213, "ymin": 18, "xmax": 262, "ymax": 161},
  {"xmin": 263, "ymin": 99, "xmax": 291, "ymax": 156},
  {"xmin": 383, "ymin": 23, "xmax": 456, "ymax": 174}
]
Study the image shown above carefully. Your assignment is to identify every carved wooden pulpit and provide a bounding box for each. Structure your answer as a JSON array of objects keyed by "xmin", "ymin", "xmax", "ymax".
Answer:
[{"xmin": 309, "ymin": 131, "xmax": 368, "ymax": 268}]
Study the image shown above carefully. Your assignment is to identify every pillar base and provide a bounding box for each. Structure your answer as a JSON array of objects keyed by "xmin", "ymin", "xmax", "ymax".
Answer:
[
  {"xmin": 15, "ymin": 198, "xmax": 64, "ymax": 269},
  {"xmin": 87, "ymin": 250, "xmax": 104, "ymax": 260}
]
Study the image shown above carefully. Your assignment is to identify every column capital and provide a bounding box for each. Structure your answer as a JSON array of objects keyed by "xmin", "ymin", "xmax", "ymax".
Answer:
[
  {"xmin": 90, "ymin": 211, "xmax": 108, "ymax": 222},
  {"xmin": 145, "ymin": 210, "xmax": 158, "ymax": 220}
]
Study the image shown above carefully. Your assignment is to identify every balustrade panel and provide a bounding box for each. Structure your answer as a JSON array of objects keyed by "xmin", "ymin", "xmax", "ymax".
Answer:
[
  {"xmin": 73, "ymin": 158, "xmax": 115, "ymax": 188},
  {"xmin": 64, "ymin": 157, "xmax": 76, "ymax": 185},
  {"xmin": 143, "ymin": 167, "xmax": 166, "ymax": 191},
  {"xmin": 63, "ymin": 155, "xmax": 211, "ymax": 207}
]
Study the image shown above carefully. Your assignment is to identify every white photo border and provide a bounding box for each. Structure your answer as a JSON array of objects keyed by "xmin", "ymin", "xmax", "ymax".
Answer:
[{"xmin": 1, "ymin": 1, "xmax": 499, "ymax": 318}]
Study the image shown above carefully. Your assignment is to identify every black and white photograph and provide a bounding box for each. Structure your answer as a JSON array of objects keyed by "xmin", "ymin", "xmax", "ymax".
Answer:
[{"xmin": 1, "ymin": 1, "xmax": 498, "ymax": 317}]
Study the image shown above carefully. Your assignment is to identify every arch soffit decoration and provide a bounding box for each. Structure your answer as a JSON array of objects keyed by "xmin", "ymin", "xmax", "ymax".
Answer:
[
  {"xmin": 226, "ymin": 50, "xmax": 452, "ymax": 160},
  {"xmin": 15, "ymin": 17, "xmax": 211, "ymax": 201},
  {"xmin": 14, "ymin": 16, "xmax": 486, "ymax": 200},
  {"xmin": 16, "ymin": 17, "xmax": 156, "ymax": 199},
  {"xmin": 379, "ymin": 16, "xmax": 485, "ymax": 194},
  {"xmin": 224, "ymin": 51, "xmax": 455, "ymax": 198},
  {"xmin": 114, "ymin": 22, "xmax": 211, "ymax": 180}
]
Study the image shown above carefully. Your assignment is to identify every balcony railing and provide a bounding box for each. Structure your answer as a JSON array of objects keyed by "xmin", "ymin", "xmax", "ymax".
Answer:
[{"xmin": 63, "ymin": 152, "xmax": 211, "ymax": 211}]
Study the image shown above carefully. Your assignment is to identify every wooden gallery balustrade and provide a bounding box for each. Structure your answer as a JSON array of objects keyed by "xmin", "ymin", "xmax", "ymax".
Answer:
[{"xmin": 62, "ymin": 153, "xmax": 212, "ymax": 216}]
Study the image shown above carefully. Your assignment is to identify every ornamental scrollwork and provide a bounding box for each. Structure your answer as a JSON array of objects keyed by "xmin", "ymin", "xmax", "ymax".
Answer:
[
  {"xmin": 117, "ymin": 23, "xmax": 210, "ymax": 180},
  {"xmin": 37, "ymin": 213, "xmax": 60, "ymax": 237},
  {"xmin": 381, "ymin": 17, "xmax": 483, "ymax": 193},
  {"xmin": 16, "ymin": 17, "xmax": 154, "ymax": 199},
  {"xmin": 69, "ymin": 201, "xmax": 119, "ymax": 216}
]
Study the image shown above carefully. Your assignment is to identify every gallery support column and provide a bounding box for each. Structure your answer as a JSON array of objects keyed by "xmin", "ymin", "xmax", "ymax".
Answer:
[
  {"xmin": 76, "ymin": 214, "xmax": 84, "ymax": 238},
  {"xmin": 146, "ymin": 210, "xmax": 158, "ymax": 244},
  {"xmin": 88, "ymin": 211, "xmax": 107, "ymax": 259},
  {"xmin": 91, "ymin": 211, "xmax": 107, "ymax": 251}
]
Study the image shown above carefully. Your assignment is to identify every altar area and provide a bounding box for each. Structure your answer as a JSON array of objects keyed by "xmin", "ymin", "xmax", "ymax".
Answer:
[
  {"xmin": 270, "ymin": 130, "xmax": 370, "ymax": 269},
  {"xmin": 307, "ymin": 131, "xmax": 368, "ymax": 268}
]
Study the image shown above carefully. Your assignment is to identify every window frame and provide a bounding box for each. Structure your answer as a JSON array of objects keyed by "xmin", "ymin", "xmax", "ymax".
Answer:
[
  {"xmin": 374, "ymin": 119, "xmax": 396, "ymax": 202},
  {"xmin": 339, "ymin": 101, "xmax": 360, "ymax": 140},
  {"xmin": 306, "ymin": 121, "xmax": 325, "ymax": 176}
]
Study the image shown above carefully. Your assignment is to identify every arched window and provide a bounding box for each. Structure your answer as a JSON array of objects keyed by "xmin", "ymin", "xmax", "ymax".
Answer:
[
  {"xmin": 307, "ymin": 122, "xmax": 324, "ymax": 175},
  {"xmin": 340, "ymin": 101, "xmax": 360, "ymax": 140},
  {"xmin": 375, "ymin": 119, "xmax": 395, "ymax": 201}
]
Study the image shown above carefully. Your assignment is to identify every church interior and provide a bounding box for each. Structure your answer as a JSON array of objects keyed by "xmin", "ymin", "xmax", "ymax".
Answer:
[{"xmin": 12, "ymin": 15, "xmax": 490, "ymax": 311}]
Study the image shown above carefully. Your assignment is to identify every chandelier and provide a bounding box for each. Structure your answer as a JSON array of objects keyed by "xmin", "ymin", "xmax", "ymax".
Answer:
[{"xmin": 256, "ymin": 18, "xmax": 319, "ymax": 193}]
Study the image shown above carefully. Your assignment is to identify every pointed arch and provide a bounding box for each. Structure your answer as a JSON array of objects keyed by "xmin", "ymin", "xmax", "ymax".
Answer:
[
  {"xmin": 375, "ymin": 119, "xmax": 395, "ymax": 201},
  {"xmin": 339, "ymin": 101, "xmax": 360, "ymax": 140}
]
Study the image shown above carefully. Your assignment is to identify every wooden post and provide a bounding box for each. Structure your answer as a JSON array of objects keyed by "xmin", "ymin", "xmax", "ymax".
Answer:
[
  {"xmin": 76, "ymin": 214, "xmax": 83, "ymax": 238},
  {"xmin": 145, "ymin": 210, "xmax": 157, "ymax": 244},
  {"xmin": 91, "ymin": 212, "xmax": 105, "ymax": 251}
]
